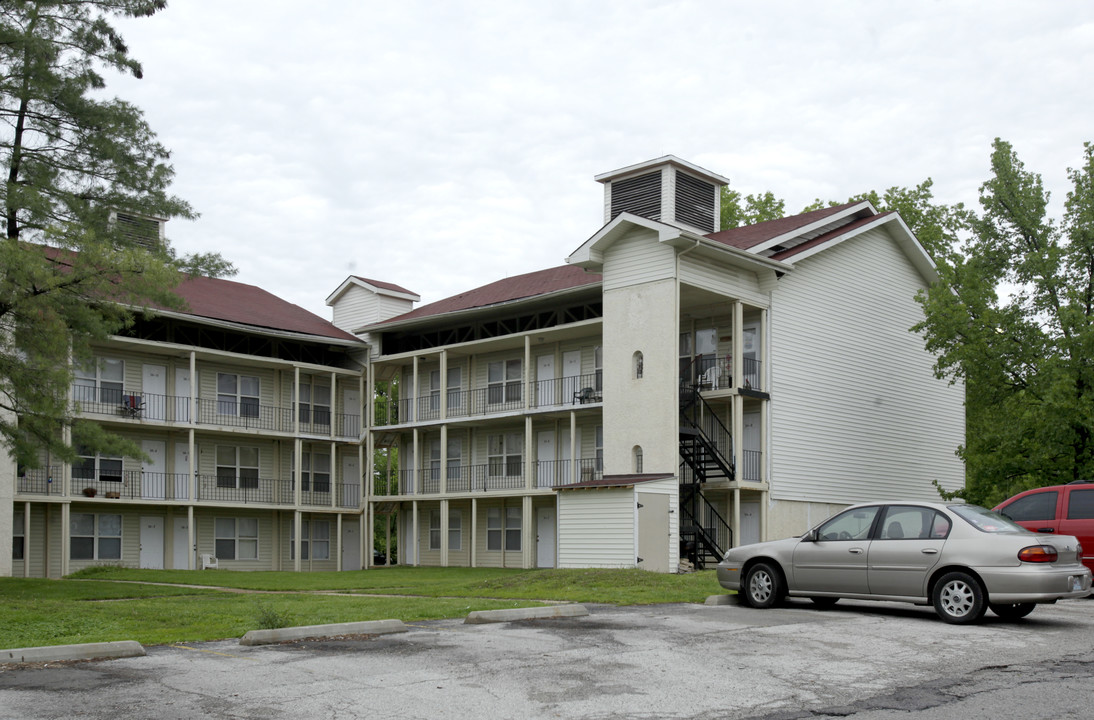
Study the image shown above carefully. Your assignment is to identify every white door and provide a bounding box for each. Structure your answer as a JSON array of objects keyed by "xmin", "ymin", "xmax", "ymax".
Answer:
[
  {"xmin": 342, "ymin": 521, "xmax": 360, "ymax": 570},
  {"xmin": 536, "ymin": 506, "xmax": 556, "ymax": 568},
  {"xmin": 139, "ymin": 516, "xmax": 165, "ymax": 569},
  {"xmin": 562, "ymin": 350, "xmax": 581, "ymax": 402},
  {"xmin": 172, "ymin": 517, "xmax": 192, "ymax": 569},
  {"xmin": 742, "ymin": 323, "xmax": 759, "ymax": 389},
  {"xmin": 537, "ymin": 431, "xmax": 555, "ymax": 487},
  {"xmin": 142, "ymin": 364, "xmax": 166, "ymax": 420},
  {"xmin": 342, "ymin": 387, "xmax": 360, "ymax": 437},
  {"xmin": 141, "ymin": 440, "xmax": 166, "ymax": 500},
  {"xmin": 536, "ymin": 354, "xmax": 555, "ymax": 406},
  {"xmin": 740, "ymin": 502, "xmax": 761, "ymax": 545},
  {"xmin": 743, "ymin": 412, "xmax": 761, "ymax": 482},
  {"xmin": 174, "ymin": 442, "xmax": 190, "ymax": 500},
  {"xmin": 341, "ymin": 454, "xmax": 360, "ymax": 508},
  {"xmin": 174, "ymin": 368, "xmax": 191, "ymax": 422}
]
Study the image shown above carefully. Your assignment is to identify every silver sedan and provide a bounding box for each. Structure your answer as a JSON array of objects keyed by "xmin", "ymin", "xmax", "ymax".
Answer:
[{"xmin": 716, "ymin": 501, "xmax": 1092, "ymax": 623}]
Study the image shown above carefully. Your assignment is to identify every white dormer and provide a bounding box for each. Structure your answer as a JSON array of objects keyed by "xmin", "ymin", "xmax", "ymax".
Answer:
[
  {"xmin": 595, "ymin": 156, "xmax": 730, "ymax": 234},
  {"xmin": 325, "ymin": 276, "xmax": 419, "ymax": 339}
]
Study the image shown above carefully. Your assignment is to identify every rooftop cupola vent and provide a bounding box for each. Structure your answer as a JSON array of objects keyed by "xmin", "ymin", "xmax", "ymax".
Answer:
[
  {"xmin": 112, "ymin": 210, "xmax": 164, "ymax": 250},
  {"xmin": 595, "ymin": 155, "xmax": 729, "ymax": 234}
]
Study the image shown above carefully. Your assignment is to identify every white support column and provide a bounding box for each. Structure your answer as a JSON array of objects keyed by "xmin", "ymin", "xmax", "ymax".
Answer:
[
  {"xmin": 367, "ymin": 502, "xmax": 375, "ymax": 568},
  {"xmin": 524, "ymin": 335, "xmax": 531, "ymax": 411},
  {"xmin": 330, "ymin": 440, "xmax": 337, "ymax": 509},
  {"xmin": 336, "ymin": 513, "xmax": 343, "ymax": 572},
  {"xmin": 440, "ymin": 350, "xmax": 448, "ymax": 419},
  {"xmin": 411, "ymin": 356, "xmax": 419, "ymax": 423},
  {"xmin": 188, "ymin": 351, "xmax": 197, "ymax": 428},
  {"xmin": 23, "ymin": 502, "xmax": 31, "ymax": 577},
  {"xmin": 732, "ymin": 486, "xmax": 741, "ymax": 549},
  {"xmin": 187, "ymin": 505, "xmax": 195, "ymax": 570},
  {"xmin": 525, "ymin": 415, "xmax": 533, "ymax": 490},
  {"xmin": 60, "ymin": 502, "xmax": 70, "ymax": 577},
  {"xmin": 293, "ymin": 509, "xmax": 302, "ymax": 572},
  {"xmin": 440, "ymin": 424, "xmax": 448, "ymax": 495},
  {"xmin": 732, "ymin": 300, "xmax": 744, "ymax": 390},
  {"xmin": 522, "ymin": 495, "xmax": 533, "ymax": 569},
  {"xmin": 411, "ymin": 500, "xmax": 419, "ymax": 566},
  {"xmin": 330, "ymin": 370, "xmax": 337, "ymax": 440},
  {"xmin": 440, "ymin": 498, "xmax": 449, "ymax": 567},
  {"xmin": 569, "ymin": 412, "xmax": 578, "ymax": 485},
  {"xmin": 470, "ymin": 498, "xmax": 478, "ymax": 568}
]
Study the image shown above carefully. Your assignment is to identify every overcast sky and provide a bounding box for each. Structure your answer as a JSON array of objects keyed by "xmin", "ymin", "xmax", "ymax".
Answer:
[{"xmin": 110, "ymin": 1, "xmax": 1094, "ymax": 320}]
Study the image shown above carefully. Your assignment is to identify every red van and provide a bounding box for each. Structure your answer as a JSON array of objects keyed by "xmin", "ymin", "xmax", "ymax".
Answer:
[{"xmin": 994, "ymin": 482, "xmax": 1094, "ymax": 574}]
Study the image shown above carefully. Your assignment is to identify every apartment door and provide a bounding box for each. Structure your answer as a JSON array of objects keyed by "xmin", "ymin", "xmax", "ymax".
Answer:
[
  {"xmin": 139, "ymin": 516, "xmax": 165, "ymax": 569},
  {"xmin": 536, "ymin": 354, "xmax": 555, "ymax": 406},
  {"xmin": 172, "ymin": 517, "xmax": 192, "ymax": 569},
  {"xmin": 536, "ymin": 506, "xmax": 556, "ymax": 568},
  {"xmin": 174, "ymin": 442, "xmax": 191, "ymax": 500},
  {"xmin": 341, "ymin": 454, "xmax": 360, "ymax": 508},
  {"xmin": 637, "ymin": 492, "xmax": 670, "ymax": 572},
  {"xmin": 537, "ymin": 431, "xmax": 555, "ymax": 488},
  {"xmin": 562, "ymin": 350, "xmax": 581, "ymax": 401},
  {"xmin": 174, "ymin": 368, "xmax": 191, "ymax": 422},
  {"xmin": 740, "ymin": 502, "xmax": 760, "ymax": 545},
  {"xmin": 342, "ymin": 521, "xmax": 360, "ymax": 570},
  {"xmin": 342, "ymin": 388, "xmax": 360, "ymax": 437},
  {"xmin": 141, "ymin": 439, "xmax": 166, "ymax": 500},
  {"xmin": 142, "ymin": 364, "xmax": 166, "ymax": 420}
]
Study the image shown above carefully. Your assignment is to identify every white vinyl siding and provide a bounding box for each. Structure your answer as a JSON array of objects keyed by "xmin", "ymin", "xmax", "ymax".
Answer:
[
  {"xmin": 768, "ymin": 227, "xmax": 965, "ymax": 504},
  {"xmin": 557, "ymin": 489, "xmax": 636, "ymax": 568},
  {"xmin": 601, "ymin": 227, "xmax": 676, "ymax": 291}
]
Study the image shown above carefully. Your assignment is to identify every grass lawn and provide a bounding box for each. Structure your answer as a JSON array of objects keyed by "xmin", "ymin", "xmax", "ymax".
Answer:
[{"xmin": 0, "ymin": 567, "xmax": 724, "ymax": 649}]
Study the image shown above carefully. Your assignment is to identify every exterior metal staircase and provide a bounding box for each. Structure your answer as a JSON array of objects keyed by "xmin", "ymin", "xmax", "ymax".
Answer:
[{"xmin": 678, "ymin": 386, "xmax": 734, "ymax": 568}]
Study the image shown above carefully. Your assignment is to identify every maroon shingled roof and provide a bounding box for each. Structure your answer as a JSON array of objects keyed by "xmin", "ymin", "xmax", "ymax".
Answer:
[
  {"xmin": 373, "ymin": 264, "xmax": 601, "ymax": 327},
  {"xmin": 769, "ymin": 212, "xmax": 896, "ymax": 262},
  {"xmin": 705, "ymin": 201, "xmax": 864, "ymax": 251},
  {"xmin": 352, "ymin": 276, "xmax": 417, "ymax": 296},
  {"xmin": 172, "ymin": 275, "xmax": 360, "ymax": 342}
]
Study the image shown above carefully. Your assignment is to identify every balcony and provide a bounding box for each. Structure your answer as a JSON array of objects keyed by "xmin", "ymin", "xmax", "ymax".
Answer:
[
  {"xmin": 373, "ymin": 457, "xmax": 603, "ymax": 497},
  {"xmin": 683, "ymin": 355, "xmax": 763, "ymax": 392},
  {"xmin": 376, "ymin": 372, "xmax": 603, "ymax": 427},
  {"xmin": 73, "ymin": 386, "xmax": 360, "ymax": 439}
]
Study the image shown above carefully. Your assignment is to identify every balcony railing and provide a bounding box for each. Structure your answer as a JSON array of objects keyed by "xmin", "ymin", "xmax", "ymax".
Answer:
[
  {"xmin": 16, "ymin": 466, "xmax": 60, "ymax": 495},
  {"xmin": 197, "ymin": 474, "xmax": 280, "ymax": 504},
  {"xmin": 377, "ymin": 459, "xmax": 602, "ymax": 496},
  {"xmin": 684, "ymin": 355, "xmax": 764, "ymax": 392},
  {"xmin": 375, "ymin": 373, "xmax": 604, "ymax": 427},
  {"xmin": 73, "ymin": 387, "xmax": 360, "ymax": 438}
]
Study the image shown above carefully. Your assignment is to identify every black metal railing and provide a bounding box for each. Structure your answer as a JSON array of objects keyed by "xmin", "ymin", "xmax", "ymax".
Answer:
[
  {"xmin": 679, "ymin": 484, "xmax": 732, "ymax": 569},
  {"xmin": 680, "ymin": 354, "xmax": 763, "ymax": 392},
  {"xmin": 16, "ymin": 466, "xmax": 60, "ymax": 495},
  {"xmin": 197, "ymin": 474, "xmax": 279, "ymax": 504}
]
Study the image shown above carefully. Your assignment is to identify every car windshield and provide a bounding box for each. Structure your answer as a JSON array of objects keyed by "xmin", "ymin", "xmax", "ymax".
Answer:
[{"xmin": 949, "ymin": 504, "xmax": 1028, "ymax": 533}]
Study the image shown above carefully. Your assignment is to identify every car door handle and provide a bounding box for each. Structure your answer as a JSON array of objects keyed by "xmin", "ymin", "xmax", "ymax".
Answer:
[
  {"xmin": 921, "ymin": 548, "xmax": 938, "ymax": 554},
  {"xmin": 849, "ymin": 548, "xmax": 864, "ymax": 554},
  {"xmin": 1036, "ymin": 528, "xmax": 1055, "ymax": 533}
]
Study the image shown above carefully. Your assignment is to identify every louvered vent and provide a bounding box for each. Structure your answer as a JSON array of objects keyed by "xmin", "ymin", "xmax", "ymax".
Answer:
[
  {"xmin": 610, "ymin": 171, "xmax": 662, "ymax": 221},
  {"xmin": 675, "ymin": 172, "xmax": 716, "ymax": 232},
  {"xmin": 115, "ymin": 212, "xmax": 161, "ymax": 250}
]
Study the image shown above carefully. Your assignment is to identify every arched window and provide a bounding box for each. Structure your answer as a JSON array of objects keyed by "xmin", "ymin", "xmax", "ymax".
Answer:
[
  {"xmin": 633, "ymin": 445, "xmax": 644, "ymax": 474},
  {"xmin": 633, "ymin": 351, "xmax": 644, "ymax": 379}
]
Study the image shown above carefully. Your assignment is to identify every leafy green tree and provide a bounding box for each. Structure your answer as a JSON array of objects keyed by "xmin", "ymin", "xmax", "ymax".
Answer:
[
  {"xmin": 720, "ymin": 187, "xmax": 787, "ymax": 229},
  {"xmin": 1, "ymin": 1, "xmax": 234, "ymax": 466},
  {"xmin": 915, "ymin": 139, "xmax": 1094, "ymax": 505}
]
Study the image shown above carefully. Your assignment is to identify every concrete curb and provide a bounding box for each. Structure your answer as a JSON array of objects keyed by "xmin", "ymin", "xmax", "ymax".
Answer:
[
  {"xmin": 239, "ymin": 619, "xmax": 408, "ymax": 646},
  {"xmin": 464, "ymin": 604, "xmax": 589, "ymax": 624},
  {"xmin": 1, "ymin": 640, "xmax": 146, "ymax": 664},
  {"xmin": 705, "ymin": 594, "xmax": 734, "ymax": 606}
]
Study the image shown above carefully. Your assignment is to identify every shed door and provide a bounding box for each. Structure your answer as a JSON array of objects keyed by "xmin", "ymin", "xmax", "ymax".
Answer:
[{"xmin": 637, "ymin": 492, "xmax": 670, "ymax": 572}]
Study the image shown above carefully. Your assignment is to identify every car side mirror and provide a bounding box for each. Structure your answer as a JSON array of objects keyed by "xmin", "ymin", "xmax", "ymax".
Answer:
[{"xmin": 802, "ymin": 529, "xmax": 817, "ymax": 542}]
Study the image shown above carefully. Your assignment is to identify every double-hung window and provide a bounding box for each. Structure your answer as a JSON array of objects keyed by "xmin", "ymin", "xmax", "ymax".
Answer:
[
  {"xmin": 217, "ymin": 373, "xmax": 260, "ymax": 418},
  {"xmin": 300, "ymin": 451, "xmax": 331, "ymax": 493},
  {"xmin": 487, "ymin": 359, "xmax": 522, "ymax": 405},
  {"xmin": 215, "ymin": 517, "xmax": 258, "ymax": 560},
  {"xmin": 430, "ymin": 509, "xmax": 463, "ymax": 550},
  {"xmin": 447, "ymin": 367, "xmax": 463, "ymax": 413},
  {"xmin": 486, "ymin": 506, "xmax": 521, "ymax": 551},
  {"xmin": 216, "ymin": 446, "xmax": 260, "ymax": 489},
  {"xmin": 429, "ymin": 510, "xmax": 442, "ymax": 550},
  {"xmin": 12, "ymin": 513, "xmax": 25, "ymax": 560},
  {"xmin": 298, "ymin": 378, "xmax": 331, "ymax": 426},
  {"xmin": 291, "ymin": 519, "xmax": 330, "ymax": 560},
  {"xmin": 70, "ymin": 513, "xmax": 121, "ymax": 560},
  {"xmin": 73, "ymin": 445, "xmax": 123, "ymax": 483},
  {"xmin": 74, "ymin": 357, "xmax": 124, "ymax": 405},
  {"xmin": 488, "ymin": 432, "xmax": 522, "ymax": 478}
]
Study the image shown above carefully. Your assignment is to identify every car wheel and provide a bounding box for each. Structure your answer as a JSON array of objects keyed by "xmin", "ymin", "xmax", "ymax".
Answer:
[
  {"xmin": 742, "ymin": 562, "xmax": 783, "ymax": 608},
  {"xmin": 933, "ymin": 571, "xmax": 987, "ymax": 624},
  {"xmin": 989, "ymin": 602, "xmax": 1036, "ymax": 620},
  {"xmin": 809, "ymin": 597, "xmax": 839, "ymax": 608}
]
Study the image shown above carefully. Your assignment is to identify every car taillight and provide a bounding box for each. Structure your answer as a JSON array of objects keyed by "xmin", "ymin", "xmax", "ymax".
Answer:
[{"xmin": 1018, "ymin": 545, "xmax": 1058, "ymax": 563}]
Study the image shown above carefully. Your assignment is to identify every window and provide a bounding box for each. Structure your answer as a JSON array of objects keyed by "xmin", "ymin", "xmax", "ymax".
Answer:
[
  {"xmin": 300, "ymin": 451, "xmax": 331, "ymax": 493},
  {"xmin": 447, "ymin": 437, "xmax": 463, "ymax": 487},
  {"xmin": 879, "ymin": 506, "xmax": 949, "ymax": 540},
  {"xmin": 1067, "ymin": 489, "xmax": 1094, "ymax": 519},
  {"xmin": 74, "ymin": 357, "xmax": 124, "ymax": 405},
  {"xmin": 487, "ymin": 508, "xmax": 502, "ymax": 551},
  {"xmin": 298, "ymin": 378, "xmax": 331, "ymax": 426},
  {"xmin": 216, "ymin": 446, "xmax": 260, "ymax": 489},
  {"xmin": 215, "ymin": 517, "xmax": 258, "ymax": 560},
  {"xmin": 70, "ymin": 513, "xmax": 121, "ymax": 560},
  {"xmin": 595, "ymin": 426, "xmax": 604, "ymax": 472},
  {"xmin": 447, "ymin": 367, "xmax": 463, "ymax": 411},
  {"xmin": 73, "ymin": 445, "xmax": 123, "ymax": 483},
  {"xmin": 1000, "ymin": 491, "xmax": 1058, "ymax": 522},
  {"xmin": 429, "ymin": 510, "xmax": 442, "ymax": 550},
  {"xmin": 488, "ymin": 433, "xmax": 523, "ymax": 478},
  {"xmin": 12, "ymin": 512, "xmax": 24, "ymax": 560},
  {"xmin": 217, "ymin": 372, "xmax": 260, "ymax": 418},
  {"xmin": 487, "ymin": 359, "xmax": 522, "ymax": 404},
  {"xmin": 633, "ymin": 351, "xmax": 644, "ymax": 379},
  {"xmin": 291, "ymin": 519, "xmax": 330, "ymax": 560},
  {"xmin": 428, "ymin": 370, "xmax": 442, "ymax": 414},
  {"xmin": 594, "ymin": 346, "xmax": 603, "ymax": 392},
  {"xmin": 633, "ymin": 445, "xmax": 643, "ymax": 474},
  {"xmin": 816, "ymin": 506, "xmax": 879, "ymax": 541},
  {"xmin": 449, "ymin": 509, "xmax": 462, "ymax": 551},
  {"xmin": 505, "ymin": 506, "xmax": 522, "ymax": 551}
]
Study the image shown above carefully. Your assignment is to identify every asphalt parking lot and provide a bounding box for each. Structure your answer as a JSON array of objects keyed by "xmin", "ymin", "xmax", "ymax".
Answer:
[{"xmin": 2, "ymin": 597, "xmax": 1092, "ymax": 720}]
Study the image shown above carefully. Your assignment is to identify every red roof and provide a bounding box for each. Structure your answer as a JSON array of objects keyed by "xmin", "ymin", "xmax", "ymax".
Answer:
[
  {"xmin": 352, "ymin": 276, "xmax": 417, "ymax": 296},
  {"xmin": 769, "ymin": 212, "xmax": 895, "ymax": 262},
  {"xmin": 374, "ymin": 264, "xmax": 601, "ymax": 326},
  {"xmin": 172, "ymin": 275, "xmax": 360, "ymax": 342},
  {"xmin": 705, "ymin": 201, "xmax": 863, "ymax": 251}
]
